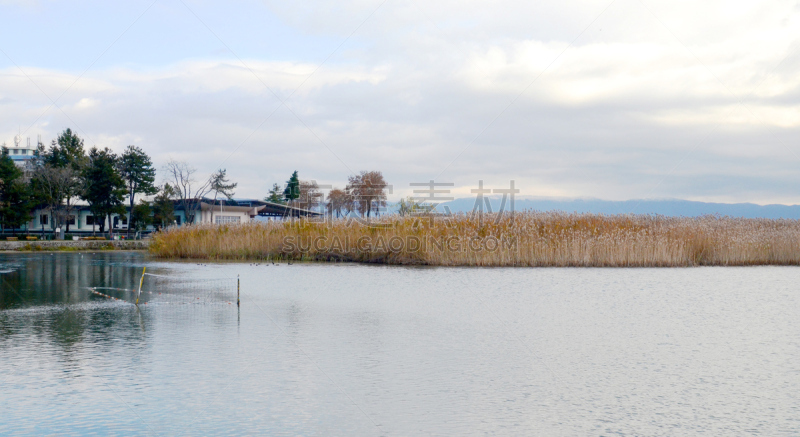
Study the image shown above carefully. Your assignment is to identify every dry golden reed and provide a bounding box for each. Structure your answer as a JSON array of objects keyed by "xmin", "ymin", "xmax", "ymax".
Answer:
[{"xmin": 148, "ymin": 212, "xmax": 800, "ymax": 266}]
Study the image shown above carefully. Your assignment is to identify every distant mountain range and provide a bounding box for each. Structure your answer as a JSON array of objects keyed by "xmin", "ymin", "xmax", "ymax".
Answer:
[{"xmin": 435, "ymin": 197, "xmax": 800, "ymax": 219}]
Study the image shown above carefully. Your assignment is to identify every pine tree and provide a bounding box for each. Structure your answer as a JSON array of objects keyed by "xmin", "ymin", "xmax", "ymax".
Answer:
[
  {"xmin": 209, "ymin": 169, "xmax": 237, "ymax": 223},
  {"xmin": 47, "ymin": 128, "xmax": 87, "ymax": 169},
  {"xmin": 283, "ymin": 171, "xmax": 300, "ymax": 204},
  {"xmin": 0, "ymin": 148, "xmax": 32, "ymax": 232},
  {"xmin": 130, "ymin": 200, "xmax": 153, "ymax": 235},
  {"xmin": 153, "ymin": 184, "xmax": 176, "ymax": 229},
  {"xmin": 81, "ymin": 148, "xmax": 127, "ymax": 238},
  {"xmin": 119, "ymin": 145, "xmax": 157, "ymax": 237},
  {"xmin": 264, "ymin": 183, "xmax": 285, "ymax": 204}
]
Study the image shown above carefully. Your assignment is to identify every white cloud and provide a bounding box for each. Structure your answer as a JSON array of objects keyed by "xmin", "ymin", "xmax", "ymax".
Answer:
[
  {"xmin": 74, "ymin": 97, "xmax": 98, "ymax": 110},
  {"xmin": 2, "ymin": 0, "xmax": 800, "ymax": 204}
]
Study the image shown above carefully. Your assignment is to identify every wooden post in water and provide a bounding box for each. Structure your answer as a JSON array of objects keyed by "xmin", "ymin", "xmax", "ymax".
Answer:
[
  {"xmin": 136, "ymin": 267, "xmax": 146, "ymax": 305},
  {"xmin": 237, "ymin": 275, "xmax": 240, "ymax": 307}
]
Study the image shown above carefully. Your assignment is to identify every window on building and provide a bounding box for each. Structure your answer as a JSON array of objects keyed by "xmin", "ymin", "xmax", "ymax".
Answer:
[
  {"xmin": 215, "ymin": 216, "xmax": 241, "ymax": 224},
  {"xmin": 113, "ymin": 216, "xmax": 128, "ymax": 228},
  {"xmin": 65, "ymin": 215, "xmax": 75, "ymax": 225},
  {"xmin": 39, "ymin": 214, "xmax": 48, "ymax": 225},
  {"xmin": 86, "ymin": 215, "xmax": 95, "ymax": 225},
  {"xmin": 174, "ymin": 215, "xmax": 181, "ymax": 225}
]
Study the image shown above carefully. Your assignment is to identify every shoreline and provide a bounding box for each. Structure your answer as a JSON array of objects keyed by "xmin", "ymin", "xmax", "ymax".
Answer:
[{"xmin": 0, "ymin": 240, "xmax": 150, "ymax": 252}]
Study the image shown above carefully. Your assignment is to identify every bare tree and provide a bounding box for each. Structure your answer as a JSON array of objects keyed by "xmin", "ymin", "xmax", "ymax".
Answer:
[
  {"xmin": 347, "ymin": 171, "xmax": 388, "ymax": 218},
  {"xmin": 296, "ymin": 180, "xmax": 322, "ymax": 211},
  {"xmin": 29, "ymin": 130, "xmax": 86, "ymax": 233},
  {"xmin": 162, "ymin": 159, "xmax": 212, "ymax": 225},
  {"xmin": 30, "ymin": 163, "xmax": 80, "ymax": 232}
]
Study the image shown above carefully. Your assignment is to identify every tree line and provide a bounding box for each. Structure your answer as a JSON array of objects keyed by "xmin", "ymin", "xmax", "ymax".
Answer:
[
  {"xmin": 0, "ymin": 128, "xmax": 392, "ymax": 238},
  {"xmin": 0, "ymin": 128, "xmax": 159, "ymax": 237},
  {"xmin": 264, "ymin": 170, "xmax": 389, "ymax": 218},
  {"xmin": 0, "ymin": 128, "xmax": 237, "ymax": 237}
]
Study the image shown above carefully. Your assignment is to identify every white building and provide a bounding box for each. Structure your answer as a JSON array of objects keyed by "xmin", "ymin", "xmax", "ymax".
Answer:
[
  {"xmin": 175, "ymin": 201, "xmax": 260, "ymax": 226},
  {"xmin": 5, "ymin": 197, "xmax": 323, "ymax": 236},
  {"xmin": 3, "ymin": 134, "xmax": 39, "ymax": 166},
  {"xmin": 21, "ymin": 200, "xmax": 259, "ymax": 235}
]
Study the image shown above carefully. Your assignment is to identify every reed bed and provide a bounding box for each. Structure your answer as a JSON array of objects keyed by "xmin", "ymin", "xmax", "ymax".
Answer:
[{"xmin": 148, "ymin": 212, "xmax": 800, "ymax": 266}]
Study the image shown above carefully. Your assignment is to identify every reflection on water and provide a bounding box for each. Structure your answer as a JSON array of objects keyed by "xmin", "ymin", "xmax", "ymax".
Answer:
[
  {"xmin": 0, "ymin": 252, "xmax": 144, "ymax": 309},
  {"xmin": 0, "ymin": 253, "xmax": 149, "ymax": 365},
  {"xmin": 1, "ymin": 253, "xmax": 799, "ymax": 435}
]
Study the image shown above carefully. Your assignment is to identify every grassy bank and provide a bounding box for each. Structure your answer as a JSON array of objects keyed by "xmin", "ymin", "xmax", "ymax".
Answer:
[{"xmin": 149, "ymin": 212, "xmax": 800, "ymax": 266}]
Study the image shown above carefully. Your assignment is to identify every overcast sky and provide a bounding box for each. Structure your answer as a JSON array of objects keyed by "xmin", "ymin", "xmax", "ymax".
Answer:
[{"xmin": 1, "ymin": 0, "xmax": 799, "ymax": 204}]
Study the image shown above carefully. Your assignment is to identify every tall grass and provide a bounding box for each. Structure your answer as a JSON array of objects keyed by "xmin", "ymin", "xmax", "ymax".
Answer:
[{"xmin": 149, "ymin": 212, "xmax": 800, "ymax": 266}]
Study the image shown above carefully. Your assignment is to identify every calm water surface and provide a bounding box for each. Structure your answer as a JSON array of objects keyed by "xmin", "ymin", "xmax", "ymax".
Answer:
[{"xmin": 0, "ymin": 252, "xmax": 798, "ymax": 435}]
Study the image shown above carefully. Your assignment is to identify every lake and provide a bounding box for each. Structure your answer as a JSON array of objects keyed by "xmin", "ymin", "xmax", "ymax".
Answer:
[{"xmin": 0, "ymin": 252, "xmax": 798, "ymax": 435}]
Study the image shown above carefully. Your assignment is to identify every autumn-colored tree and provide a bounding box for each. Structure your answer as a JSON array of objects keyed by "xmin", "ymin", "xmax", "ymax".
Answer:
[
  {"xmin": 326, "ymin": 188, "xmax": 353, "ymax": 218},
  {"xmin": 347, "ymin": 171, "xmax": 387, "ymax": 218}
]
